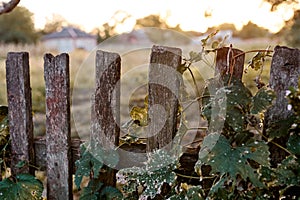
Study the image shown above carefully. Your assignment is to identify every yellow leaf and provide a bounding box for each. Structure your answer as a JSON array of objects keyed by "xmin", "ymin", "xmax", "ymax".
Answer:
[{"xmin": 130, "ymin": 106, "xmax": 148, "ymax": 126}]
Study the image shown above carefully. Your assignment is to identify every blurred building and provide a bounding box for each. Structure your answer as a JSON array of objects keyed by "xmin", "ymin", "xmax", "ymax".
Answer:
[{"xmin": 41, "ymin": 27, "xmax": 97, "ymax": 53}]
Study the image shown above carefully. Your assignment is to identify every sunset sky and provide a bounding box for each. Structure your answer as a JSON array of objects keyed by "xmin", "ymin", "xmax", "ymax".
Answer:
[{"xmin": 19, "ymin": 0, "xmax": 298, "ymax": 33}]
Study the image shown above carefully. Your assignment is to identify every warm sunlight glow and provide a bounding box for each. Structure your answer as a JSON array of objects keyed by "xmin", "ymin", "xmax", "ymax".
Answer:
[{"xmin": 20, "ymin": 0, "xmax": 299, "ymax": 33}]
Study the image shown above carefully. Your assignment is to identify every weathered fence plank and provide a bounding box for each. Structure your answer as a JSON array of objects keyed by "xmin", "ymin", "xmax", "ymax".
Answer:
[
  {"xmin": 147, "ymin": 45, "xmax": 182, "ymax": 151},
  {"xmin": 34, "ymin": 137, "xmax": 81, "ymax": 173},
  {"xmin": 6, "ymin": 44, "xmax": 299, "ymax": 197},
  {"xmin": 264, "ymin": 45, "xmax": 300, "ymax": 165},
  {"xmin": 215, "ymin": 46, "xmax": 245, "ymax": 80},
  {"xmin": 91, "ymin": 50, "xmax": 121, "ymax": 186},
  {"xmin": 6, "ymin": 52, "xmax": 34, "ymax": 175},
  {"xmin": 44, "ymin": 53, "xmax": 72, "ymax": 200}
]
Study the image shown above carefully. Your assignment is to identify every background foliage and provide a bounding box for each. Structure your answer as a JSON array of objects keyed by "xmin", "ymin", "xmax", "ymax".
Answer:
[{"xmin": 0, "ymin": 6, "xmax": 38, "ymax": 44}]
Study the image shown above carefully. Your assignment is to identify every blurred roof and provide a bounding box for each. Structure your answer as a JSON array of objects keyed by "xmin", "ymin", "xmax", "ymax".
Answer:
[{"xmin": 42, "ymin": 27, "xmax": 96, "ymax": 40}]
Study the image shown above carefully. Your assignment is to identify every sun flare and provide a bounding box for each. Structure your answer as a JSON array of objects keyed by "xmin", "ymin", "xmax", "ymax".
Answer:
[{"xmin": 20, "ymin": 0, "xmax": 299, "ymax": 33}]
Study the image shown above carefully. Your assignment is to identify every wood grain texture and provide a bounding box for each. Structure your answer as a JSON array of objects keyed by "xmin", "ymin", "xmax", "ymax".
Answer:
[
  {"xmin": 6, "ymin": 52, "xmax": 34, "ymax": 175},
  {"xmin": 91, "ymin": 50, "xmax": 121, "ymax": 186},
  {"xmin": 264, "ymin": 45, "xmax": 300, "ymax": 165},
  {"xmin": 44, "ymin": 53, "xmax": 72, "ymax": 200},
  {"xmin": 147, "ymin": 45, "xmax": 182, "ymax": 151}
]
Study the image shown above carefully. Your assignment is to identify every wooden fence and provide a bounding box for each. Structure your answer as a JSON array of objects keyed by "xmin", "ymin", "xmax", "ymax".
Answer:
[{"xmin": 3, "ymin": 45, "xmax": 300, "ymax": 199}]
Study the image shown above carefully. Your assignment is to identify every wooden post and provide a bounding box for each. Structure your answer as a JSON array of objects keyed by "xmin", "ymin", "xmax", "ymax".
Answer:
[
  {"xmin": 215, "ymin": 46, "xmax": 245, "ymax": 80},
  {"xmin": 91, "ymin": 50, "xmax": 121, "ymax": 186},
  {"xmin": 147, "ymin": 45, "xmax": 182, "ymax": 151},
  {"xmin": 44, "ymin": 53, "xmax": 72, "ymax": 200},
  {"xmin": 6, "ymin": 52, "xmax": 34, "ymax": 175},
  {"xmin": 264, "ymin": 45, "xmax": 300, "ymax": 165}
]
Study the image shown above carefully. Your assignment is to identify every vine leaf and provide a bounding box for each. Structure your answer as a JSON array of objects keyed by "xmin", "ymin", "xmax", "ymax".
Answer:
[
  {"xmin": 195, "ymin": 134, "xmax": 269, "ymax": 188},
  {"xmin": 209, "ymin": 173, "xmax": 227, "ymax": 195},
  {"xmin": 246, "ymin": 46, "xmax": 271, "ymax": 71},
  {"xmin": 120, "ymin": 149, "xmax": 179, "ymax": 198},
  {"xmin": 79, "ymin": 179, "xmax": 103, "ymax": 200},
  {"xmin": 275, "ymin": 156, "xmax": 300, "ymax": 186},
  {"xmin": 130, "ymin": 106, "xmax": 148, "ymax": 126},
  {"xmin": 185, "ymin": 185, "xmax": 205, "ymax": 200},
  {"xmin": 100, "ymin": 186, "xmax": 123, "ymax": 199},
  {"xmin": 202, "ymin": 76, "xmax": 252, "ymax": 133},
  {"xmin": 130, "ymin": 95, "xmax": 148, "ymax": 126},
  {"xmin": 251, "ymin": 87, "xmax": 275, "ymax": 114},
  {"xmin": 287, "ymin": 133, "xmax": 300, "ymax": 155},
  {"xmin": 79, "ymin": 179, "xmax": 123, "ymax": 200},
  {"xmin": 0, "ymin": 173, "xmax": 44, "ymax": 200},
  {"xmin": 74, "ymin": 144, "xmax": 104, "ymax": 189},
  {"xmin": 266, "ymin": 115, "xmax": 296, "ymax": 139},
  {"xmin": 168, "ymin": 185, "xmax": 205, "ymax": 200}
]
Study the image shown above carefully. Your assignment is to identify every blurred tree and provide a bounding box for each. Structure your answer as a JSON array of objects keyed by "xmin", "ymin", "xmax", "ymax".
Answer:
[
  {"xmin": 237, "ymin": 21, "xmax": 270, "ymax": 39},
  {"xmin": 134, "ymin": 14, "xmax": 189, "ymax": 44},
  {"xmin": 135, "ymin": 15, "xmax": 169, "ymax": 29},
  {"xmin": 285, "ymin": 10, "xmax": 300, "ymax": 47},
  {"xmin": 0, "ymin": 0, "xmax": 20, "ymax": 15},
  {"xmin": 263, "ymin": 0, "xmax": 299, "ymax": 45},
  {"xmin": 40, "ymin": 14, "xmax": 82, "ymax": 36},
  {"xmin": 0, "ymin": 6, "xmax": 38, "ymax": 44},
  {"xmin": 96, "ymin": 10, "xmax": 132, "ymax": 42},
  {"xmin": 42, "ymin": 14, "xmax": 68, "ymax": 34},
  {"xmin": 206, "ymin": 23, "xmax": 238, "ymax": 35},
  {"xmin": 134, "ymin": 14, "xmax": 182, "ymax": 32}
]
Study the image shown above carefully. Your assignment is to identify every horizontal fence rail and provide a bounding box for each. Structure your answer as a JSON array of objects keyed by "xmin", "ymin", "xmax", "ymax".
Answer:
[{"xmin": 3, "ymin": 45, "xmax": 300, "ymax": 199}]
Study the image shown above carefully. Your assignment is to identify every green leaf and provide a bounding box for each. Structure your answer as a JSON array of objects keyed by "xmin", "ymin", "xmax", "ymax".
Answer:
[
  {"xmin": 275, "ymin": 156, "xmax": 300, "ymax": 185},
  {"xmin": 100, "ymin": 186, "xmax": 123, "ymax": 200},
  {"xmin": 75, "ymin": 144, "xmax": 104, "ymax": 189},
  {"xmin": 259, "ymin": 166, "xmax": 275, "ymax": 183},
  {"xmin": 251, "ymin": 87, "xmax": 275, "ymax": 114},
  {"xmin": 209, "ymin": 173, "xmax": 227, "ymax": 195},
  {"xmin": 186, "ymin": 186, "xmax": 205, "ymax": 200},
  {"xmin": 267, "ymin": 115, "xmax": 296, "ymax": 139},
  {"xmin": 120, "ymin": 149, "xmax": 179, "ymax": 198},
  {"xmin": 226, "ymin": 77, "xmax": 253, "ymax": 107},
  {"xmin": 79, "ymin": 179, "xmax": 103, "ymax": 200},
  {"xmin": 232, "ymin": 131, "xmax": 254, "ymax": 146},
  {"xmin": 0, "ymin": 173, "xmax": 44, "ymax": 200},
  {"xmin": 202, "ymin": 76, "xmax": 252, "ymax": 133},
  {"xmin": 195, "ymin": 134, "xmax": 269, "ymax": 188},
  {"xmin": 287, "ymin": 132, "xmax": 300, "ymax": 155}
]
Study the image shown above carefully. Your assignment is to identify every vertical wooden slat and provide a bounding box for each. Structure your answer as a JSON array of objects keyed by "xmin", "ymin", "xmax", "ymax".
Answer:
[
  {"xmin": 147, "ymin": 45, "xmax": 182, "ymax": 151},
  {"xmin": 215, "ymin": 46, "xmax": 245, "ymax": 80},
  {"xmin": 6, "ymin": 52, "xmax": 34, "ymax": 175},
  {"xmin": 264, "ymin": 45, "xmax": 300, "ymax": 165},
  {"xmin": 91, "ymin": 50, "xmax": 121, "ymax": 186},
  {"xmin": 44, "ymin": 53, "xmax": 72, "ymax": 200}
]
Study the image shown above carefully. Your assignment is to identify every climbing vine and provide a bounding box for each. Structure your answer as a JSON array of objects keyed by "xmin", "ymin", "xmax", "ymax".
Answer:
[{"xmin": 0, "ymin": 31, "xmax": 299, "ymax": 199}]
